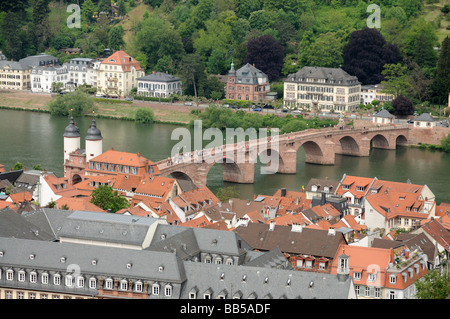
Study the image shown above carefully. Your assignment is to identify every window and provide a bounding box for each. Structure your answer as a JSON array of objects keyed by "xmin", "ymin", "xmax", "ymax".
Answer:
[
  {"xmin": 18, "ymin": 271, "xmax": 25, "ymax": 282},
  {"xmin": 365, "ymin": 286, "xmax": 370, "ymax": 297},
  {"xmin": 165, "ymin": 285, "xmax": 172, "ymax": 297},
  {"xmin": 389, "ymin": 274, "xmax": 396, "ymax": 284},
  {"xmin": 41, "ymin": 273, "xmax": 49, "ymax": 284},
  {"xmin": 53, "ymin": 274, "xmax": 61, "ymax": 285},
  {"xmin": 135, "ymin": 281, "xmax": 143, "ymax": 293},
  {"xmin": 152, "ymin": 284, "xmax": 160, "ymax": 295},
  {"xmin": 105, "ymin": 278, "xmax": 113, "ymax": 289},
  {"xmin": 65, "ymin": 275, "xmax": 73, "ymax": 287},
  {"xmin": 77, "ymin": 277, "xmax": 85, "ymax": 288},
  {"xmin": 305, "ymin": 260, "xmax": 313, "ymax": 268},
  {"xmin": 319, "ymin": 262, "xmax": 326, "ymax": 270},
  {"xmin": 89, "ymin": 277, "xmax": 97, "ymax": 289},
  {"xmin": 120, "ymin": 280, "xmax": 128, "ymax": 291},
  {"xmin": 375, "ymin": 288, "xmax": 381, "ymax": 298},
  {"xmin": 355, "ymin": 285, "xmax": 360, "ymax": 296},
  {"xmin": 30, "ymin": 272, "xmax": 37, "ymax": 283},
  {"xmin": 354, "ymin": 272, "xmax": 362, "ymax": 280},
  {"xmin": 6, "ymin": 269, "xmax": 13, "ymax": 281},
  {"xmin": 368, "ymin": 273, "xmax": 377, "ymax": 282},
  {"xmin": 189, "ymin": 292, "xmax": 196, "ymax": 299}
]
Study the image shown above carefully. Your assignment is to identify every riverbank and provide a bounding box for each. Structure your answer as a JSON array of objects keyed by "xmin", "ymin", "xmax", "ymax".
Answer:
[{"xmin": 0, "ymin": 90, "xmax": 196, "ymax": 125}]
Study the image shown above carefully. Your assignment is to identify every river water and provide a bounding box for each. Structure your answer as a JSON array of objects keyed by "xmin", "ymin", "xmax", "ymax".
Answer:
[{"xmin": 0, "ymin": 109, "xmax": 449, "ymax": 204}]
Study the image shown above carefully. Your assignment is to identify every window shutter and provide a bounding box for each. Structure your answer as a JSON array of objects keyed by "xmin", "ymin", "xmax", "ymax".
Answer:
[{"xmin": 370, "ymin": 287, "xmax": 374, "ymax": 298}]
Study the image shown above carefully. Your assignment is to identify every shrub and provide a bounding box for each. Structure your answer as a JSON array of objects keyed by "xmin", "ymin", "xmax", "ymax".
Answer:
[{"xmin": 135, "ymin": 108, "xmax": 154, "ymax": 124}]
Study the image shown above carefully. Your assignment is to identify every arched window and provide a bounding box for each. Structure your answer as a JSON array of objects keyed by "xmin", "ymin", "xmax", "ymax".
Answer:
[
  {"xmin": 165, "ymin": 284, "xmax": 172, "ymax": 297},
  {"xmin": 152, "ymin": 283, "xmax": 160, "ymax": 295}
]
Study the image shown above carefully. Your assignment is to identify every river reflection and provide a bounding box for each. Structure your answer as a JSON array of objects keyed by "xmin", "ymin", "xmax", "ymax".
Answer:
[{"xmin": 0, "ymin": 109, "xmax": 449, "ymax": 203}]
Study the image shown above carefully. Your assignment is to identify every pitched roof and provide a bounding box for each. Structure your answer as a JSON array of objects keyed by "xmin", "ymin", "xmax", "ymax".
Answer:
[
  {"xmin": 137, "ymin": 72, "xmax": 180, "ymax": 82},
  {"xmin": 100, "ymin": 50, "xmax": 143, "ymax": 72},
  {"xmin": 134, "ymin": 176, "xmax": 176, "ymax": 200},
  {"xmin": 336, "ymin": 175, "xmax": 375, "ymax": 196},
  {"xmin": 286, "ymin": 66, "xmax": 360, "ymax": 86},
  {"xmin": 89, "ymin": 149, "xmax": 155, "ymax": 168},
  {"xmin": 414, "ymin": 113, "xmax": 435, "ymax": 122},
  {"xmin": 55, "ymin": 197, "xmax": 105, "ymax": 212},
  {"xmin": 305, "ymin": 178, "xmax": 340, "ymax": 193},
  {"xmin": 419, "ymin": 219, "xmax": 450, "ymax": 251},
  {"xmin": 7, "ymin": 191, "xmax": 32, "ymax": 204},
  {"xmin": 373, "ymin": 109, "xmax": 395, "ymax": 118},
  {"xmin": 234, "ymin": 223, "xmax": 346, "ymax": 258}
]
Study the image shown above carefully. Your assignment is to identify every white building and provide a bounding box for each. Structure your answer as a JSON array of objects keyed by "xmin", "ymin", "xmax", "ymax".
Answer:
[
  {"xmin": 372, "ymin": 109, "xmax": 395, "ymax": 125},
  {"xmin": 284, "ymin": 66, "xmax": 361, "ymax": 113},
  {"xmin": 413, "ymin": 113, "xmax": 437, "ymax": 128},
  {"xmin": 137, "ymin": 71, "xmax": 182, "ymax": 98},
  {"xmin": 64, "ymin": 58, "xmax": 100, "ymax": 88},
  {"xmin": 361, "ymin": 84, "xmax": 394, "ymax": 106},
  {"xmin": 30, "ymin": 65, "xmax": 69, "ymax": 93}
]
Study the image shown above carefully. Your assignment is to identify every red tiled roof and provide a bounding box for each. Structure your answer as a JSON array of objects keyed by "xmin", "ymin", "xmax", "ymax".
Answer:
[
  {"xmin": 8, "ymin": 191, "xmax": 32, "ymax": 204},
  {"xmin": 55, "ymin": 197, "xmax": 105, "ymax": 212},
  {"xmin": 101, "ymin": 50, "xmax": 143, "ymax": 72},
  {"xmin": 134, "ymin": 176, "xmax": 176, "ymax": 200}
]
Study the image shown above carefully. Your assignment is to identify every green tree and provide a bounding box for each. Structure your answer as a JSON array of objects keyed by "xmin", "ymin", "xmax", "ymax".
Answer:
[
  {"xmin": 381, "ymin": 63, "xmax": 412, "ymax": 98},
  {"xmin": 90, "ymin": 185, "xmax": 129, "ymax": 213},
  {"xmin": 12, "ymin": 162, "xmax": 24, "ymax": 171},
  {"xmin": 415, "ymin": 270, "xmax": 450, "ymax": 299},
  {"xmin": 304, "ymin": 32, "xmax": 344, "ymax": 68},
  {"xmin": 117, "ymin": 0, "xmax": 127, "ymax": 17},
  {"xmin": 108, "ymin": 26, "xmax": 125, "ymax": 51},
  {"xmin": 135, "ymin": 108, "xmax": 154, "ymax": 124},
  {"xmin": 215, "ymin": 186, "xmax": 239, "ymax": 202},
  {"xmin": 48, "ymin": 90, "xmax": 96, "ymax": 117},
  {"xmin": 431, "ymin": 36, "xmax": 450, "ymax": 105},
  {"xmin": 82, "ymin": 0, "xmax": 96, "ymax": 23},
  {"xmin": 32, "ymin": 164, "xmax": 43, "ymax": 171},
  {"xmin": 31, "ymin": 0, "xmax": 51, "ymax": 52},
  {"xmin": 441, "ymin": 134, "xmax": 450, "ymax": 153}
]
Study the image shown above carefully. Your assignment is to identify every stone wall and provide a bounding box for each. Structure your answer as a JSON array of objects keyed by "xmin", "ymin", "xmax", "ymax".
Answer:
[{"xmin": 407, "ymin": 127, "xmax": 450, "ymax": 145}]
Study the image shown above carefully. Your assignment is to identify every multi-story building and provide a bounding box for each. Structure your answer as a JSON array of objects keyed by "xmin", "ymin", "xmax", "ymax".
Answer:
[
  {"xmin": 0, "ymin": 61, "xmax": 31, "ymax": 90},
  {"xmin": 0, "ymin": 209, "xmax": 356, "ymax": 299},
  {"xmin": 360, "ymin": 84, "xmax": 394, "ymax": 106},
  {"xmin": 137, "ymin": 71, "xmax": 182, "ymax": 98},
  {"xmin": 64, "ymin": 58, "xmax": 100, "ymax": 88},
  {"xmin": 96, "ymin": 50, "xmax": 145, "ymax": 98},
  {"xmin": 284, "ymin": 66, "xmax": 361, "ymax": 113},
  {"xmin": 30, "ymin": 65, "xmax": 69, "ymax": 93},
  {"xmin": 226, "ymin": 62, "xmax": 271, "ymax": 102}
]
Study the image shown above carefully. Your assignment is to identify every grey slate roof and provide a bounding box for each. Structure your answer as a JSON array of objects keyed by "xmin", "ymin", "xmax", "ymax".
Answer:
[
  {"xmin": 63, "ymin": 116, "xmax": 81, "ymax": 138},
  {"xmin": 85, "ymin": 118, "xmax": 102, "ymax": 140},
  {"xmin": 414, "ymin": 113, "xmax": 435, "ymax": 122},
  {"xmin": 137, "ymin": 72, "xmax": 180, "ymax": 82},
  {"xmin": 232, "ymin": 63, "xmax": 269, "ymax": 85},
  {"xmin": 0, "ymin": 236, "xmax": 187, "ymax": 283},
  {"xmin": 150, "ymin": 224, "xmax": 250, "ymax": 257},
  {"xmin": 180, "ymin": 261, "xmax": 353, "ymax": 299},
  {"xmin": 0, "ymin": 208, "xmax": 54, "ymax": 241},
  {"xmin": 373, "ymin": 109, "xmax": 395, "ymax": 118},
  {"xmin": 0, "ymin": 60, "xmax": 29, "ymax": 71},
  {"xmin": 244, "ymin": 247, "xmax": 292, "ymax": 270},
  {"xmin": 19, "ymin": 53, "xmax": 60, "ymax": 68},
  {"xmin": 305, "ymin": 178, "xmax": 340, "ymax": 193},
  {"xmin": 286, "ymin": 66, "xmax": 360, "ymax": 86}
]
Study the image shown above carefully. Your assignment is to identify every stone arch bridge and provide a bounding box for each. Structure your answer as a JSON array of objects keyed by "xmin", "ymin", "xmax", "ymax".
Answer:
[{"xmin": 156, "ymin": 125, "xmax": 410, "ymax": 188}]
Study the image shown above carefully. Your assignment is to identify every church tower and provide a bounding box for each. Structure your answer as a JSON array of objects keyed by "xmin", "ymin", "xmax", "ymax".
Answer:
[
  {"xmin": 85, "ymin": 117, "xmax": 103, "ymax": 163},
  {"xmin": 63, "ymin": 115, "xmax": 81, "ymax": 163}
]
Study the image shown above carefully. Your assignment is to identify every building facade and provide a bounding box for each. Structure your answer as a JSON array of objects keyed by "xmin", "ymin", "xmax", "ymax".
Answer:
[
  {"xmin": 137, "ymin": 71, "xmax": 182, "ymax": 98},
  {"xmin": 64, "ymin": 58, "xmax": 100, "ymax": 88},
  {"xmin": 284, "ymin": 66, "xmax": 361, "ymax": 113},
  {"xmin": 96, "ymin": 50, "xmax": 145, "ymax": 98},
  {"xmin": 0, "ymin": 61, "xmax": 31, "ymax": 90},
  {"xmin": 30, "ymin": 65, "xmax": 69, "ymax": 93},
  {"xmin": 360, "ymin": 84, "xmax": 394, "ymax": 106},
  {"xmin": 226, "ymin": 62, "xmax": 271, "ymax": 102}
]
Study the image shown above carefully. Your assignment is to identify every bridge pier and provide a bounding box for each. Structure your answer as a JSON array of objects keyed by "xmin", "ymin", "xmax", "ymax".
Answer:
[
  {"xmin": 278, "ymin": 149, "xmax": 297, "ymax": 174},
  {"xmin": 305, "ymin": 140, "xmax": 335, "ymax": 165},
  {"xmin": 223, "ymin": 162, "xmax": 254, "ymax": 183}
]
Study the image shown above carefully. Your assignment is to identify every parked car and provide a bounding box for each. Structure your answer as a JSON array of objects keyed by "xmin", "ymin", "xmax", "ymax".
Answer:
[
  {"xmin": 125, "ymin": 97, "xmax": 133, "ymax": 101},
  {"xmin": 263, "ymin": 104, "xmax": 274, "ymax": 109},
  {"xmin": 95, "ymin": 93, "xmax": 105, "ymax": 98},
  {"xmin": 223, "ymin": 104, "xmax": 230, "ymax": 108},
  {"xmin": 231, "ymin": 105, "xmax": 239, "ymax": 109},
  {"xmin": 292, "ymin": 110, "xmax": 302, "ymax": 115},
  {"xmin": 282, "ymin": 109, "xmax": 289, "ymax": 113},
  {"xmin": 184, "ymin": 102, "xmax": 193, "ymax": 106},
  {"xmin": 253, "ymin": 107, "xmax": 262, "ymax": 112}
]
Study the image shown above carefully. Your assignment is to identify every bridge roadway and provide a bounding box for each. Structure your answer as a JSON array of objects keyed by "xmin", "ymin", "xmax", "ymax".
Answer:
[{"xmin": 156, "ymin": 124, "xmax": 411, "ymax": 188}]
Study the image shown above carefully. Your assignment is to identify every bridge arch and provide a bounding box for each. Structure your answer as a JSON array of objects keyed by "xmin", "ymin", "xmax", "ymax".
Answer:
[
  {"xmin": 371, "ymin": 134, "xmax": 391, "ymax": 149},
  {"xmin": 396, "ymin": 134, "xmax": 408, "ymax": 146},
  {"xmin": 169, "ymin": 171, "xmax": 195, "ymax": 184},
  {"xmin": 338, "ymin": 136, "xmax": 360, "ymax": 155},
  {"xmin": 296, "ymin": 140, "xmax": 334, "ymax": 165}
]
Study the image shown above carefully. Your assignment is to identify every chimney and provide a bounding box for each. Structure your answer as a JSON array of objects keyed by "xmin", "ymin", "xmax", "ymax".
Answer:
[
  {"xmin": 269, "ymin": 221, "xmax": 276, "ymax": 231},
  {"xmin": 281, "ymin": 188, "xmax": 286, "ymax": 197},
  {"xmin": 291, "ymin": 223, "xmax": 303, "ymax": 233},
  {"xmin": 328, "ymin": 228, "xmax": 336, "ymax": 236}
]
